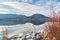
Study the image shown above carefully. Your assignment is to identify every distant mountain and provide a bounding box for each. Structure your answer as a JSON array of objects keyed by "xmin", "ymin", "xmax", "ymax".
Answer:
[
  {"xmin": 0, "ymin": 14, "xmax": 50, "ymax": 25},
  {"xmin": 0, "ymin": 14, "xmax": 21, "ymax": 19},
  {"xmin": 28, "ymin": 14, "xmax": 50, "ymax": 25}
]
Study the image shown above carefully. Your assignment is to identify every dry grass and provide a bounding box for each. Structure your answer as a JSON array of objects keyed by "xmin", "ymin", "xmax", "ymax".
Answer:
[{"xmin": 42, "ymin": 11, "xmax": 60, "ymax": 40}]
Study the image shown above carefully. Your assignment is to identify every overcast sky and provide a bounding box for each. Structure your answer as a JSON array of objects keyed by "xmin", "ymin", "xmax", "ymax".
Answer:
[{"xmin": 0, "ymin": 0, "xmax": 60, "ymax": 16}]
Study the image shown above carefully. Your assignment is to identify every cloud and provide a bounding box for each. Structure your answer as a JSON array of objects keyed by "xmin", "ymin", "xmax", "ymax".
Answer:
[
  {"xmin": 1, "ymin": 1, "xmax": 59, "ymax": 17},
  {"xmin": 0, "ymin": 2, "xmax": 49, "ymax": 16},
  {"xmin": 54, "ymin": 2, "xmax": 60, "ymax": 13},
  {"xmin": 35, "ymin": 0, "xmax": 60, "ymax": 15},
  {"xmin": 45, "ymin": 0, "xmax": 60, "ymax": 14}
]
